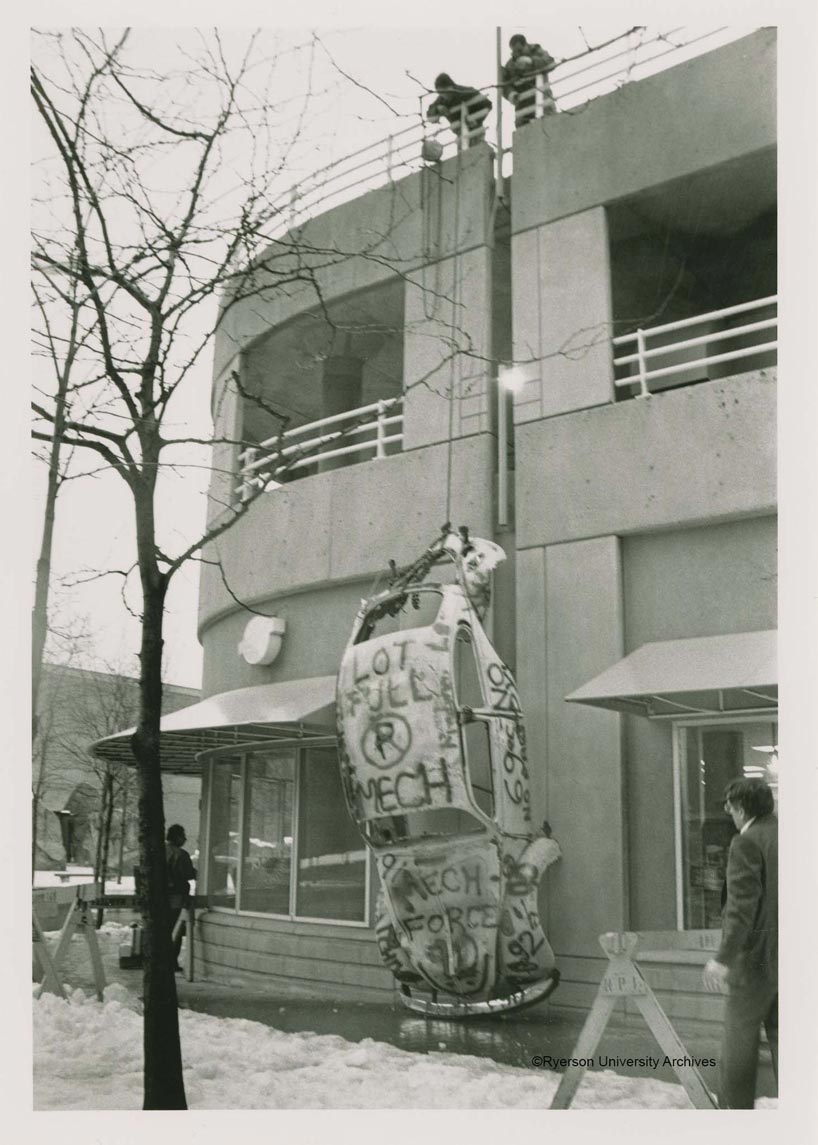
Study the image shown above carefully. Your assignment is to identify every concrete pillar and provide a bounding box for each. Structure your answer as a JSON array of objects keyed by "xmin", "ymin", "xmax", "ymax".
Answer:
[
  {"xmin": 207, "ymin": 367, "xmax": 244, "ymax": 525},
  {"xmin": 321, "ymin": 353, "xmax": 363, "ymax": 417},
  {"xmin": 402, "ymin": 246, "xmax": 494, "ymax": 451},
  {"xmin": 512, "ymin": 206, "xmax": 615, "ymax": 425},
  {"xmin": 516, "ymin": 546, "xmax": 549, "ymax": 816},
  {"xmin": 319, "ymin": 353, "xmax": 363, "ymax": 472},
  {"xmin": 543, "ymin": 535, "xmax": 627, "ymax": 956}
]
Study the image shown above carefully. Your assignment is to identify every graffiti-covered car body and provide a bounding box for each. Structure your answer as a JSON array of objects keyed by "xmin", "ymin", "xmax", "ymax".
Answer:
[{"xmin": 337, "ymin": 534, "xmax": 560, "ymax": 1014}]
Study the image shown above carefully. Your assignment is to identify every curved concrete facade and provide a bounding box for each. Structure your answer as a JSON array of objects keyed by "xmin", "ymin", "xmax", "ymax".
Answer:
[
  {"xmin": 199, "ymin": 435, "xmax": 496, "ymax": 694},
  {"xmin": 206, "ymin": 146, "xmax": 498, "ymax": 525},
  {"xmin": 213, "ymin": 145, "xmax": 495, "ymax": 381}
]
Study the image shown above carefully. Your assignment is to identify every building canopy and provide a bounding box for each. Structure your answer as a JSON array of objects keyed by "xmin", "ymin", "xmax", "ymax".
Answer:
[
  {"xmin": 565, "ymin": 629, "xmax": 777, "ymax": 718},
  {"xmin": 91, "ymin": 676, "xmax": 337, "ymax": 773}
]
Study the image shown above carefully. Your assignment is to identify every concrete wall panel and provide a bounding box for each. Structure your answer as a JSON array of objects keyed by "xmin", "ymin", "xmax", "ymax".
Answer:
[
  {"xmin": 512, "ymin": 209, "xmax": 614, "ymax": 422},
  {"xmin": 516, "ymin": 372, "xmax": 776, "ymax": 549},
  {"xmin": 623, "ymin": 715, "xmax": 676, "ymax": 932},
  {"xmin": 201, "ymin": 579, "xmax": 369, "ymax": 696},
  {"xmin": 403, "ymin": 246, "xmax": 493, "ymax": 449},
  {"xmin": 543, "ymin": 537, "xmax": 626, "ymax": 955},
  {"xmin": 622, "ymin": 515, "xmax": 777, "ymax": 650},
  {"xmin": 199, "ymin": 435, "xmax": 495, "ymax": 650},
  {"xmin": 621, "ymin": 515, "xmax": 777, "ymax": 931},
  {"xmin": 214, "ymin": 147, "xmax": 494, "ymax": 379},
  {"xmin": 512, "ymin": 30, "xmax": 776, "ymax": 235}
]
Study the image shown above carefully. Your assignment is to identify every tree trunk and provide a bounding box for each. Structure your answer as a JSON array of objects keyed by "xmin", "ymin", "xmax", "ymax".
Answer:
[
  {"xmin": 93, "ymin": 780, "xmax": 106, "ymax": 891},
  {"xmin": 118, "ymin": 781, "xmax": 128, "ymax": 882},
  {"xmin": 32, "ymin": 307, "xmax": 72, "ymax": 881},
  {"xmin": 32, "ymin": 437, "xmax": 64, "ymax": 876},
  {"xmin": 32, "ymin": 749, "xmax": 49, "ymax": 877},
  {"xmin": 32, "ymin": 791, "xmax": 40, "ymax": 875},
  {"xmin": 132, "ymin": 565, "xmax": 187, "ymax": 1110},
  {"xmin": 32, "ymin": 353, "xmax": 69, "ymax": 739},
  {"xmin": 96, "ymin": 770, "xmax": 115, "ymax": 928}
]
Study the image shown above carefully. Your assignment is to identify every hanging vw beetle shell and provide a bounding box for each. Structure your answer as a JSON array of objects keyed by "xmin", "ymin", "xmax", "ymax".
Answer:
[{"xmin": 337, "ymin": 531, "xmax": 561, "ymax": 1016}]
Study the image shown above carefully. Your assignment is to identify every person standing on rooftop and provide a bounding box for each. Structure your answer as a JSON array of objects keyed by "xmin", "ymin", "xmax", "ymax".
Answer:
[{"xmin": 501, "ymin": 34, "xmax": 557, "ymax": 127}]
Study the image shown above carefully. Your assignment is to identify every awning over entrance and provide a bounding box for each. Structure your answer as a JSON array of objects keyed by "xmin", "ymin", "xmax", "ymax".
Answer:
[
  {"xmin": 565, "ymin": 630, "xmax": 777, "ymax": 718},
  {"xmin": 91, "ymin": 676, "xmax": 338, "ymax": 773}
]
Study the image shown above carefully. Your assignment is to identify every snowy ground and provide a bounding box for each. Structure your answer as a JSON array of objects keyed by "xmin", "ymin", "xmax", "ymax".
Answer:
[
  {"xmin": 31, "ymin": 980, "xmax": 775, "ymax": 1111},
  {"xmin": 32, "ymin": 922, "xmax": 778, "ymax": 1111}
]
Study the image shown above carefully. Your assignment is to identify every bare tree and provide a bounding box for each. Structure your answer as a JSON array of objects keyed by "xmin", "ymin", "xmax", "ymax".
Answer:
[
  {"xmin": 52, "ymin": 664, "xmax": 142, "ymax": 923},
  {"xmin": 30, "ymin": 28, "xmax": 421, "ymax": 1109},
  {"xmin": 32, "ymin": 619, "xmax": 92, "ymax": 870},
  {"xmin": 32, "ymin": 669, "xmax": 65, "ymax": 871},
  {"xmin": 31, "ymin": 246, "xmax": 99, "ymax": 824}
]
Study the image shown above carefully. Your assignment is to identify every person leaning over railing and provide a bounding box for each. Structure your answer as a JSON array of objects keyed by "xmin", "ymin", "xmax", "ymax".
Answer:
[
  {"xmin": 427, "ymin": 72, "xmax": 492, "ymax": 149},
  {"xmin": 501, "ymin": 33, "xmax": 557, "ymax": 127}
]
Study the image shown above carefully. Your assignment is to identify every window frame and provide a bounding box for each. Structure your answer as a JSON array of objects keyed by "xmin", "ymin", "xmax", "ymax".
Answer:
[
  {"xmin": 202, "ymin": 737, "xmax": 371, "ymax": 928},
  {"xmin": 671, "ymin": 711, "xmax": 778, "ymax": 930}
]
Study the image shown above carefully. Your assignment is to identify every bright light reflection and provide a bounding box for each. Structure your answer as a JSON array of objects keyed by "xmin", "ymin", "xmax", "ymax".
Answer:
[{"xmin": 499, "ymin": 365, "xmax": 527, "ymax": 393}]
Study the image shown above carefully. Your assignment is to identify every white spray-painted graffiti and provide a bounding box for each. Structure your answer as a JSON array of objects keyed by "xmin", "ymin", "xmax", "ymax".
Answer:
[{"xmin": 337, "ymin": 529, "xmax": 561, "ymax": 1013}]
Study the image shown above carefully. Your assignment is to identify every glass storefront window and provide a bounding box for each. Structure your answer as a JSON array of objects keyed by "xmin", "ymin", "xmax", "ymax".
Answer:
[
  {"xmin": 207, "ymin": 743, "xmax": 368, "ymax": 924},
  {"xmin": 239, "ymin": 750, "xmax": 295, "ymax": 916},
  {"xmin": 678, "ymin": 718, "xmax": 778, "ymax": 928},
  {"xmin": 295, "ymin": 746, "xmax": 367, "ymax": 921},
  {"xmin": 207, "ymin": 758, "xmax": 241, "ymax": 908}
]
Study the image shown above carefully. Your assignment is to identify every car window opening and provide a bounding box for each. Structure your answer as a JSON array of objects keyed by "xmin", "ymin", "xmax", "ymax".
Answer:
[
  {"xmin": 366, "ymin": 807, "xmax": 485, "ymax": 846},
  {"xmin": 355, "ymin": 587, "xmax": 444, "ymax": 644}
]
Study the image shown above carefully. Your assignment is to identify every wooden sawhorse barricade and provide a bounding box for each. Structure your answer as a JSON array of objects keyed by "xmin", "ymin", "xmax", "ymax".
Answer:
[
  {"xmin": 551, "ymin": 929, "xmax": 721, "ymax": 1110},
  {"xmin": 32, "ymin": 882, "xmax": 106, "ymax": 1001}
]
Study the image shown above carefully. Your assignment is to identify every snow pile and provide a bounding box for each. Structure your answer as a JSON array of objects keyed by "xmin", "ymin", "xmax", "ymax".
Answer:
[
  {"xmin": 33, "ymin": 988, "xmax": 777, "ymax": 1110},
  {"xmin": 34, "ymin": 987, "xmax": 144, "ymax": 1109},
  {"xmin": 98, "ymin": 920, "xmax": 135, "ymax": 937},
  {"xmin": 42, "ymin": 920, "xmax": 133, "ymax": 942}
]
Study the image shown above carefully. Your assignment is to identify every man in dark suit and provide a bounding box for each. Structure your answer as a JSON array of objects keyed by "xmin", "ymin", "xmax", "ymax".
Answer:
[{"xmin": 703, "ymin": 778, "xmax": 778, "ymax": 1108}]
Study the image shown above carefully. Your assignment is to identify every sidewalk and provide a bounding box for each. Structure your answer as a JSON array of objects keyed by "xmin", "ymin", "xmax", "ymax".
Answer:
[{"xmin": 43, "ymin": 918, "xmax": 777, "ymax": 1101}]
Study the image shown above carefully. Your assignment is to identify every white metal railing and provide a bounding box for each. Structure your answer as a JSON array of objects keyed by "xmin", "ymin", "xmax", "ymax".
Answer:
[
  {"xmin": 273, "ymin": 26, "xmax": 749, "ymax": 235},
  {"xmin": 237, "ymin": 397, "xmax": 404, "ymax": 501},
  {"xmin": 549, "ymin": 26, "xmax": 741, "ymax": 109},
  {"xmin": 278, "ymin": 118, "xmax": 458, "ymax": 236},
  {"xmin": 612, "ymin": 296, "xmax": 778, "ymax": 398}
]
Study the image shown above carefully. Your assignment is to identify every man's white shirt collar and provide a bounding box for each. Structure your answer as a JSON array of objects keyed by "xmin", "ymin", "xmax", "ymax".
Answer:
[{"xmin": 740, "ymin": 816, "xmax": 756, "ymax": 834}]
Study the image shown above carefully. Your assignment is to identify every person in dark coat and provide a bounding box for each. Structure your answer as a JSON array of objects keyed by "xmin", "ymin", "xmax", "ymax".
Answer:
[
  {"xmin": 703, "ymin": 778, "xmax": 778, "ymax": 1108},
  {"xmin": 427, "ymin": 73, "xmax": 492, "ymax": 148},
  {"xmin": 501, "ymin": 34, "xmax": 557, "ymax": 127},
  {"xmin": 166, "ymin": 823, "xmax": 196, "ymax": 971}
]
